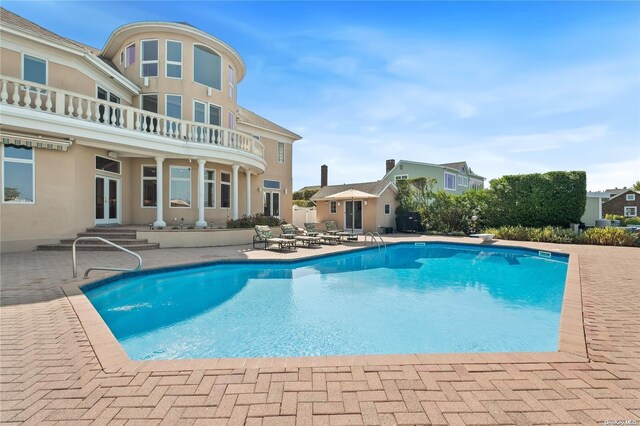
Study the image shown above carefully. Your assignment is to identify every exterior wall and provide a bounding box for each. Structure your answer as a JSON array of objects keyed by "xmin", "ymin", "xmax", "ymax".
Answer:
[
  {"xmin": 580, "ymin": 196, "xmax": 602, "ymax": 227},
  {"xmin": 107, "ymin": 31, "xmax": 238, "ymax": 123},
  {"xmin": 315, "ymin": 190, "xmax": 397, "ymax": 233},
  {"xmin": 602, "ymin": 191, "xmax": 640, "ymax": 217},
  {"xmin": 382, "ymin": 162, "xmax": 484, "ymax": 194},
  {"xmin": 376, "ymin": 188, "xmax": 397, "ymax": 229},
  {"xmin": 0, "ymin": 144, "xmax": 133, "ymax": 252}
]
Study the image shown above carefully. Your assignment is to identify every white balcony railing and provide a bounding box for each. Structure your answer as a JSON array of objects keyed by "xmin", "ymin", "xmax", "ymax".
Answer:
[{"xmin": 0, "ymin": 76, "xmax": 265, "ymax": 160}]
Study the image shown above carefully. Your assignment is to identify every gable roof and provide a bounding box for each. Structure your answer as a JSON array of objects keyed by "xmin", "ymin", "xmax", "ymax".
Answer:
[
  {"xmin": 603, "ymin": 189, "xmax": 639, "ymax": 203},
  {"xmin": 311, "ymin": 180, "xmax": 395, "ymax": 201},
  {"xmin": 0, "ymin": 7, "xmax": 99, "ymax": 54},
  {"xmin": 238, "ymin": 107, "xmax": 301, "ymax": 141},
  {"xmin": 383, "ymin": 159, "xmax": 485, "ymax": 181}
]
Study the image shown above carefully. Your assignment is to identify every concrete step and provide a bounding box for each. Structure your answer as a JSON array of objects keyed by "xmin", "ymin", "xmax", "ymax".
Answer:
[
  {"xmin": 37, "ymin": 243, "xmax": 160, "ymax": 251},
  {"xmin": 60, "ymin": 238, "xmax": 148, "ymax": 245},
  {"xmin": 85, "ymin": 227, "xmax": 141, "ymax": 233},
  {"xmin": 77, "ymin": 232, "xmax": 138, "ymax": 239}
]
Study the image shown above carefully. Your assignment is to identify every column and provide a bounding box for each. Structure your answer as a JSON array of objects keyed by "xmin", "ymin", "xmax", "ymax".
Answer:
[
  {"xmin": 153, "ymin": 157, "xmax": 166, "ymax": 227},
  {"xmin": 232, "ymin": 164, "xmax": 239, "ymax": 220},
  {"xmin": 245, "ymin": 169, "xmax": 252, "ymax": 217},
  {"xmin": 196, "ymin": 159, "xmax": 207, "ymax": 228}
]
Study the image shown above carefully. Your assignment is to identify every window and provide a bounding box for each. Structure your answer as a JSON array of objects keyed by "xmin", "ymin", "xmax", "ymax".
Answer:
[
  {"xmin": 97, "ymin": 86, "xmax": 121, "ymax": 124},
  {"xmin": 228, "ymin": 65, "xmax": 235, "ymax": 99},
  {"xmin": 166, "ymin": 95, "xmax": 182, "ymax": 119},
  {"xmin": 23, "ymin": 54, "xmax": 47, "ymax": 85},
  {"xmin": 141, "ymin": 40, "xmax": 158, "ymax": 77},
  {"xmin": 120, "ymin": 51, "xmax": 124, "ymax": 65},
  {"xmin": 170, "ymin": 166, "xmax": 191, "ymax": 208},
  {"xmin": 470, "ymin": 179, "xmax": 482, "ymax": 191},
  {"xmin": 142, "ymin": 166, "xmax": 157, "ymax": 207},
  {"xmin": 624, "ymin": 206, "xmax": 637, "ymax": 217},
  {"xmin": 394, "ymin": 174, "xmax": 408, "ymax": 183},
  {"xmin": 95, "ymin": 155, "xmax": 120, "ymax": 174},
  {"xmin": 141, "ymin": 94, "xmax": 158, "ymax": 132},
  {"xmin": 205, "ymin": 169, "xmax": 216, "ymax": 208},
  {"xmin": 384, "ymin": 203, "xmax": 390, "ymax": 215},
  {"xmin": 457, "ymin": 175, "xmax": 468, "ymax": 187},
  {"xmin": 626, "ymin": 194, "xmax": 636, "ymax": 201},
  {"xmin": 193, "ymin": 45, "xmax": 221, "ymax": 89},
  {"xmin": 264, "ymin": 180, "xmax": 280, "ymax": 189},
  {"xmin": 444, "ymin": 172, "xmax": 456, "ymax": 190},
  {"xmin": 2, "ymin": 145, "xmax": 34, "ymax": 203},
  {"xmin": 166, "ymin": 40, "xmax": 182, "ymax": 79},
  {"xmin": 277, "ymin": 142, "xmax": 285, "ymax": 163},
  {"xmin": 125, "ymin": 43, "xmax": 135, "ymax": 67},
  {"xmin": 330, "ymin": 201, "xmax": 337, "ymax": 214},
  {"xmin": 194, "ymin": 101, "xmax": 221, "ymax": 126},
  {"xmin": 220, "ymin": 172, "xmax": 231, "ymax": 208}
]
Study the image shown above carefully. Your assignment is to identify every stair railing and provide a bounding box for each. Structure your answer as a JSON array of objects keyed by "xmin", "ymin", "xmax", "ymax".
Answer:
[
  {"xmin": 364, "ymin": 232, "xmax": 386, "ymax": 250},
  {"xmin": 72, "ymin": 237, "xmax": 143, "ymax": 278}
]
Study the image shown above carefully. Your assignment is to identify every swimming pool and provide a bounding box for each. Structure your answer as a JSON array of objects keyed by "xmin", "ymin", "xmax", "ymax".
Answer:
[{"xmin": 83, "ymin": 243, "xmax": 568, "ymax": 360}]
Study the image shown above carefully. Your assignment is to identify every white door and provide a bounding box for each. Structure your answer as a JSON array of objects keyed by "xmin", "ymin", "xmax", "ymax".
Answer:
[
  {"xmin": 263, "ymin": 191, "xmax": 280, "ymax": 217},
  {"xmin": 95, "ymin": 176, "xmax": 120, "ymax": 224},
  {"xmin": 344, "ymin": 200, "xmax": 363, "ymax": 232}
]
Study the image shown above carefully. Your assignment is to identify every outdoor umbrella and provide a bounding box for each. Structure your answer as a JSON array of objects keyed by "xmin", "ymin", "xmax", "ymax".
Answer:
[{"xmin": 324, "ymin": 189, "xmax": 378, "ymax": 235}]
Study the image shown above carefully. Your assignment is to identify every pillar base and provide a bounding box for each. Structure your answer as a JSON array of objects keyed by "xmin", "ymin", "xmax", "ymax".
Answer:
[
  {"xmin": 153, "ymin": 220, "xmax": 166, "ymax": 228},
  {"xmin": 195, "ymin": 220, "xmax": 207, "ymax": 228}
]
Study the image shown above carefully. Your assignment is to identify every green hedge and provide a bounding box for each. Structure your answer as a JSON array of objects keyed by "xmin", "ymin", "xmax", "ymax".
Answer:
[
  {"xmin": 488, "ymin": 171, "xmax": 586, "ymax": 228},
  {"xmin": 226, "ymin": 214, "xmax": 283, "ymax": 228},
  {"xmin": 293, "ymin": 200, "xmax": 315, "ymax": 208},
  {"xmin": 485, "ymin": 225, "xmax": 639, "ymax": 247},
  {"xmin": 605, "ymin": 214, "xmax": 640, "ymax": 226}
]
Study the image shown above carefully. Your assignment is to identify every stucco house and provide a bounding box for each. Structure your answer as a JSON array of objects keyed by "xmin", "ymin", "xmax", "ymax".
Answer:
[
  {"xmin": 382, "ymin": 159, "xmax": 485, "ymax": 193},
  {"xmin": 0, "ymin": 8, "xmax": 301, "ymax": 252},
  {"xmin": 602, "ymin": 189, "xmax": 639, "ymax": 218}
]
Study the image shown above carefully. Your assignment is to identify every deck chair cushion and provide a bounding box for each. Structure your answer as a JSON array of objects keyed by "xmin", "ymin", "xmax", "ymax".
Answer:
[
  {"xmin": 324, "ymin": 221, "xmax": 338, "ymax": 232},
  {"xmin": 255, "ymin": 225, "xmax": 273, "ymax": 240}
]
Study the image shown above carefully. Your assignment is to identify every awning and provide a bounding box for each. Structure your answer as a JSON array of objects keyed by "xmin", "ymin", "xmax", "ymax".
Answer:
[{"xmin": 1, "ymin": 132, "xmax": 72, "ymax": 152}]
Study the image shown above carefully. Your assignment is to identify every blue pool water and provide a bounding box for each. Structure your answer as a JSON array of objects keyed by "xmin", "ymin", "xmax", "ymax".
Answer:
[{"xmin": 84, "ymin": 243, "xmax": 568, "ymax": 360}]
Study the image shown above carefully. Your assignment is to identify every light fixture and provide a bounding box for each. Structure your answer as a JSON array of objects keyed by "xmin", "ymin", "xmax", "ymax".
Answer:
[
  {"xmin": 143, "ymin": 76, "xmax": 149, "ymax": 87},
  {"xmin": 364, "ymin": 200, "xmax": 368, "ymax": 206},
  {"xmin": 207, "ymin": 87, "xmax": 212, "ymax": 96},
  {"xmin": 107, "ymin": 151, "xmax": 118, "ymax": 159},
  {"xmin": 284, "ymin": 188, "xmax": 288, "ymax": 195}
]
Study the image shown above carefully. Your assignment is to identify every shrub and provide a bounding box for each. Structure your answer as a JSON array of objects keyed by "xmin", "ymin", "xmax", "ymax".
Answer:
[
  {"xmin": 293, "ymin": 200, "xmax": 315, "ymax": 208},
  {"xmin": 226, "ymin": 214, "xmax": 283, "ymax": 229},
  {"xmin": 578, "ymin": 227, "xmax": 639, "ymax": 247},
  {"xmin": 626, "ymin": 217, "xmax": 640, "ymax": 225},
  {"xmin": 604, "ymin": 214, "xmax": 640, "ymax": 226},
  {"xmin": 422, "ymin": 190, "xmax": 492, "ymax": 234},
  {"xmin": 292, "ymin": 188, "xmax": 319, "ymax": 201},
  {"xmin": 488, "ymin": 171, "xmax": 586, "ymax": 228},
  {"xmin": 396, "ymin": 177, "xmax": 437, "ymax": 213},
  {"xmin": 484, "ymin": 226, "xmax": 578, "ymax": 244}
]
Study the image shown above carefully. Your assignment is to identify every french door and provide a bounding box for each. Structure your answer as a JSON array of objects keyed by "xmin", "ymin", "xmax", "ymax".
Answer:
[
  {"xmin": 344, "ymin": 200, "xmax": 363, "ymax": 231},
  {"xmin": 95, "ymin": 176, "xmax": 120, "ymax": 224},
  {"xmin": 263, "ymin": 191, "xmax": 280, "ymax": 217}
]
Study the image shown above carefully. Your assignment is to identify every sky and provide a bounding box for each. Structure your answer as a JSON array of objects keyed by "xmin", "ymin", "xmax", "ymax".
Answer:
[{"xmin": 5, "ymin": 1, "xmax": 639, "ymax": 191}]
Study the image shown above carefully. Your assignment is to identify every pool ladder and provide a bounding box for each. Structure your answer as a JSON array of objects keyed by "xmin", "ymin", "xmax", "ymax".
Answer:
[
  {"xmin": 365, "ymin": 232, "xmax": 386, "ymax": 250},
  {"xmin": 72, "ymin": 237, "xmax": 143, "ymax": 278}
]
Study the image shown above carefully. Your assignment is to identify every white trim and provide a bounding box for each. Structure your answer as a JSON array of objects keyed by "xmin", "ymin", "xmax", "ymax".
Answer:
[
  {"xmin": 21, "ymin": 52, "xmax": 48, "ymax": 86},
  {"xmin": 204, "ymin": 168, "xmax": 216, "ymax": 209},
  {"xmin": 383, "ymin": 159, "xmax": 486, "ymax": 182},
  {"xmin": 384, "ymin": 203, "xmax": 391, "ymax": 215},
  {"xmin": 96, "ymin": 85, "xmax": 122, "ymax": 103},
  {"xmin": 169, "ymin": 165, "xmax": 192, "ymax": 208},
  {"xmin": 344, "ymin": 200, "xmax": 363, "ymax": 232},
  {"xmin": 377, "ymin": 181, "xmax": 398, "ymax": 196},
  {"xmin": 141, "ymin": 164, "xmax": 157, "ymax": 208},
  {"xmin": 624, "ymin": 206, "xmax": 637, "ymax": 217},
  {"xmin": 444, "ymin": 172, "xmax": 457, "ymax": 191},
  {"xmin": 165, "ymin": 39, "xmax": 183, "ymax": 80},
  {"xmin": 626, "ymin": 194, "xmax": 636, "ymax": 201},
  {"xmin": 457, "ymin": 175, "xmax": 468, "ymax": 187},
  {"xmin": 95, "ymin": 154, "xmax": 121, "ymax": 175},
  {"xmin": 228, "ymin": 111, "xmax": 236, "ymax": 130},
  {"xmin": 1, "ymin": 144, "xmax": 36, "ymax": 204},
  {"xmin": 140, "ymin": 39, "xmax": 159, "ymax": 78},
  {"xmin": 94, "ymin": 175, "xmax": 121, "ymax": 224},
  {"xmin": 262, "ymin": 189, "xmax": 281, "ymax": 218},
  {"xmin": 193, "ymin": 43, "xmax": 222, "ymax": 91},
  {"xmin": 236, "ymin": 120, "xmax": 300, "ymax": 141},
  {"xmin": 394, "ymin": 174, "xmax": 408, "ymax": 183},
  {"xmin": 193, "ymin": 99, "xmax": 222, "ymax": 126},
  {"xmin": 228, "ymin": 64, "xmax": 235, "ymax": 99},
  {"xmin": 140, "ymin": 93, "xmax": 159, "ymax": 112},
  {"xmin": 330, "ymin": 201, "xmax": 337, "ymax": 214}
]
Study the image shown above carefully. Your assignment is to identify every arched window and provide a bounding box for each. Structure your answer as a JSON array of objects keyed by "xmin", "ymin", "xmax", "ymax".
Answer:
[{"xmin": 193, "ymin": 45, "xmax": 221, "ymax": 90}]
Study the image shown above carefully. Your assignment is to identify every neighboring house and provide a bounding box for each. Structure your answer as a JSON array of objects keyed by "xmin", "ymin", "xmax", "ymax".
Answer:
[
  {"xmin": 581, "ymin": 192, "xmax": 610, "ymax": 226},
  {"xmin": 602, "ymin": 189, "xmax": 639, "ymax": 218},
  {"xmin": 0, "ymin": 8, "xmax": 301, "ymax": 252},
  {"xmin": 381, "ymin": 159, "xmax": 485, "ymax": 193},
  {"xmin": 311, "ymin": 180, "xmax": 397, "ymax": 234}
]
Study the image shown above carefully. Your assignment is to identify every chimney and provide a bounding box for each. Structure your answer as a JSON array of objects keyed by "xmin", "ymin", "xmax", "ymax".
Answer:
[
  {"xmin": 386, "ymin": 159, "xmax": 396, "ymax": 174},
  {"xmin": 320, "ymin": 164, "xmax": 328, "ymax": 188}
]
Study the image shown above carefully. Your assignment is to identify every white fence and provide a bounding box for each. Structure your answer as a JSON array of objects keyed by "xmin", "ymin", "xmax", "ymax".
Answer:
[{"xmin": 292, "ymin": 206, "xmax": 316, "ymax": 228}]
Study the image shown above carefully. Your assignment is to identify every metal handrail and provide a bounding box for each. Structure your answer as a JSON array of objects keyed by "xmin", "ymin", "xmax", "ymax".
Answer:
[
  {"xmin": 72, "ymin": 237, "xmax": 143, "ymax": 278},
  {"xmin": 364, "ymin": 232, "xmax": 386, "ymax": 249}
]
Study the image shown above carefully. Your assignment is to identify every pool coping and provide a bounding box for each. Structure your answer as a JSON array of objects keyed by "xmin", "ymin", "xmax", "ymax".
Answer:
[{"xmin": 62, "ymin": 240, "xmax": 588, "ymax": 374}]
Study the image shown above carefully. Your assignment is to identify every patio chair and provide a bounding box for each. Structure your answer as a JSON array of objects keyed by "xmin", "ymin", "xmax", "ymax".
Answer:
[
  {"xmin": 281, "ymin": 224, "xmax": 322, "ymax": 247},
  {"xmin": 323, "ymin": 220, "xmax": 357, "ymax": 242},
  {"xmin": 253, "ymin": 225, "xmax": 296, "ymax": 251},
  {"xmin": 304, "ymin": 222, "xmax": 341, "ymax": 245}
]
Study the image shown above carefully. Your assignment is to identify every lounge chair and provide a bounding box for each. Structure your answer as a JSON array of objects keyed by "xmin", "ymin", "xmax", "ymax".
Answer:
[
  {"xmin": 253, "ymin": 225, "xmax": 296, "ymax": 251},
  {"xmin": 280, "ymin": 224, "xmax": 322, "ymax": 247},
  {"xmin": 304, "ymin": 222, "xmax": 341, "ymax": 244},
  {"xmin": 323, "ymin": 220, "xmax": 358, "ymax": 242}
]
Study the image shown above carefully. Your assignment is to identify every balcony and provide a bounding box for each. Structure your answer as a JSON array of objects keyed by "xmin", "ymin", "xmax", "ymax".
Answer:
[{"xmin": 0, "ymin": 76, "xmax": 265, "ymax": 164}]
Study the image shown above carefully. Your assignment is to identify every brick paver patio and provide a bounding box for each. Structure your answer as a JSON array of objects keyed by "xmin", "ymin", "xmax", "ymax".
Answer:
[{"xmin": 1, "ymin": 236, "xmax": 639, "ymax": 425}]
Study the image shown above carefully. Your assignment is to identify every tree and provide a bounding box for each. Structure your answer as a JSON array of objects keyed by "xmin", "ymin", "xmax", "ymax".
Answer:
[{"xmin": 633, "ymin": 181, "xmax": 640, "ymax": 191}]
